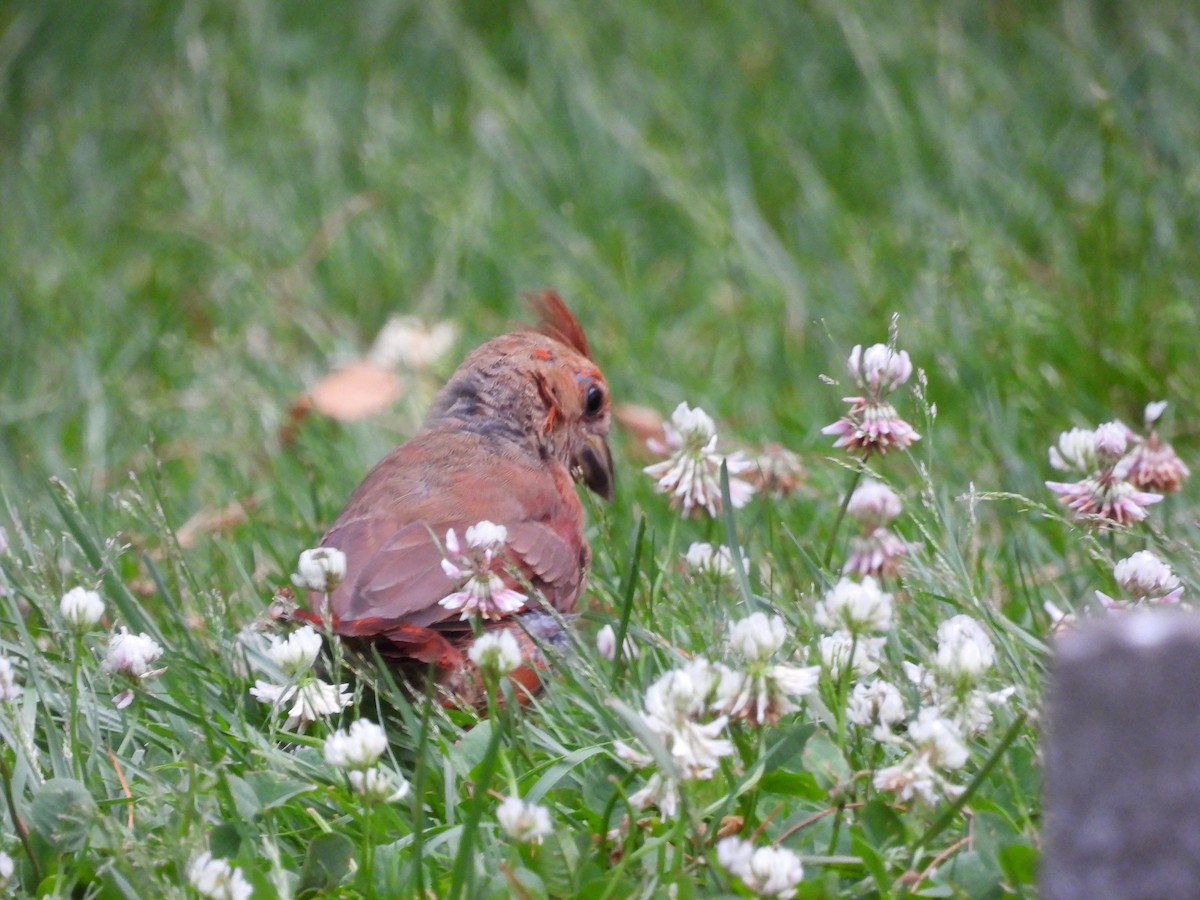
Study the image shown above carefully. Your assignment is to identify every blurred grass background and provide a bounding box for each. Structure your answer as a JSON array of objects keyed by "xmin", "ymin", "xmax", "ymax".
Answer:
[{"xmin": 2, "ymin": 0, "xmax": 1198, "ymax": 595}]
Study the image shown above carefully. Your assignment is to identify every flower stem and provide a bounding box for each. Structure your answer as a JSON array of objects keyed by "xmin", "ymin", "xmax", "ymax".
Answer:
[
  {"xmin": 0, "ymin": 748, "xmax": 41, "ymax": 885},
  {"xmin": 824, "ymin": 466, "xmax": 866, "ymax": 570}
]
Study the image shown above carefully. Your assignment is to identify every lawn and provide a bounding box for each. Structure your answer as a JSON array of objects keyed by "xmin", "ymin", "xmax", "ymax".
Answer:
[{"xmin": 2, "ymin": 0, "xmax": 1199, "ymax": 895}]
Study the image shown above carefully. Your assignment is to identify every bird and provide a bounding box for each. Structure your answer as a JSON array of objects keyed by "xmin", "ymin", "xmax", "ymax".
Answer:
[{"xmin": 300, "ymin": 292, "xmax": 613, "ymax": 706}]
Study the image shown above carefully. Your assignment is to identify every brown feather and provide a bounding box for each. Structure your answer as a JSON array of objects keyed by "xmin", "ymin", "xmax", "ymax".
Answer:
[{"xmin": 527, "ymin": 290, "xmax": 593, "ymax": 360}]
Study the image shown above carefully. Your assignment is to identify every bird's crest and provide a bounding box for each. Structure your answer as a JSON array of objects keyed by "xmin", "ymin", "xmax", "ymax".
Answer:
[{"xmin": 528, "ymin": 290, "xmax": 593, "ymax": 360}]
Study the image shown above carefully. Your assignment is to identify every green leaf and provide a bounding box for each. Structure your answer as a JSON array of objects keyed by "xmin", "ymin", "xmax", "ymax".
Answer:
[
  {"xmin": 208, "ymin": 823, "xmax": 244, "ymax": 859},
  {"xmin": 757, "ymin": 769, "xmax": 824, "ymax": 800},
  {"xmin": 30, "ymin": 777, "xmax": 98, "ymax": 853},
  {"xmin": 859, "ymin": 798, "xmax": 906, "ymax": 847},
  {"xmin": 800, "ymin": 731, "xmax": 850, "ymax": 790},
  {"xmin": 297, "ymin": 831, "xmax": 354, "ymax": 895},
  {"xmin": 998, "ymin": 843, "xmax": 1039, "ymax": 885}
]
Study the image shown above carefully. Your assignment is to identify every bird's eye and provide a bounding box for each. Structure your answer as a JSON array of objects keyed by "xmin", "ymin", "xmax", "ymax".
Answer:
[{"xmin": 584, "ymin": 384, "xmax": 605, "ymax": 418}]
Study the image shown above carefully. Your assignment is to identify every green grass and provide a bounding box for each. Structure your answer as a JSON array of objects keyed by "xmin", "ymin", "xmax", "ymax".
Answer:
[{"xmin": 2, "ymin": 0, "xmax": 1199, "ymax": 895}]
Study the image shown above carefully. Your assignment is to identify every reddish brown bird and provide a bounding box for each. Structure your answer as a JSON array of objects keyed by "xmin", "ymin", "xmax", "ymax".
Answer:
[{"xmin": 305, "ymin": 293, "xmax": 613, "ymax": 705}]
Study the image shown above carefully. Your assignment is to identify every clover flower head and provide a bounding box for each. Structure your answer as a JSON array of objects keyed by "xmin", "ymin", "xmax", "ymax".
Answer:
[
  {"xmin": 627, "ymin": 772, "xmax": 680, "ymax": 818},
  {"xmin": 1045, "ymin": 474, "xmax": 1162, "ymax": 527},
  {"xmin": 728, "ymin": 612, "xmax": 787, "ymax": 663},
  {"xmin": 60, "ymin": 586, "xmax": 105, "ymax": 632},
  {"xmin": 1096, "ymin": 550, "xmax": 1183, "ymax": 610},
  {"xmin": 933, "ymin": 615, "xmax": 995, "ymax": 683},
  {"xmin": 717, "ymin": 837, "xmax": 804, "ymax": 899},
  {"xmin": 907, "ymin": 706, "xmax": 970, "ymax": 770},
  {"xmin": 1048, "ymin": 427, "xmax": 1098, "ymax": 473},
  {"xmin": 348, "ymin": 767, "xmax": 411, "ymax": 803},
  {"xmin": 843, "ymin": 528, "xmax": 909, "ymax": 580},
  {"xmin": 596, "ymin": 624, "xmax": 639, "ymax": 661},
  {"xmin": 685, "ymin": 542, "xmax": 747, "ymax": 582},
  {"xmin": 324, "ymin": 719, "xmax": 388, "ymax": 771},
  {"xmin": 292, "ymin": 547, "xmax": 347, "ymax": 593},
  {"xmin": 635, "ymin": 659, "xmax": 736, "ymax": 779},
  {"xmin": 749, "ymin": 443, "xmax": 807, "ymax": 498},
  {"xmin": 187, "ymin": 852, "xmax": 252, "ymax": 900},
  {"xmin": 251, "ymin": 678, "xmax": 352, "ymax": 729},
  {"xmin": 496, "ymin": 796, "xmax": 553, "ymax": 843},
  {"xmin": 1093, "ymin": 421, "xmax": 1132, "ymax": 465},
  {"xmin": 848, "ymin": 343, "xmax": 913, "ymax": 396},
  {"xmin": 643, "ymin": 402, "xmax": 757, "ymax": 518},
  {"xmin": 822, "ymin": 398, "xmax": 921, "ymax": 456},
  {"xmin": 717, "ymin": 660, "xmax": 819, "ymax": 726},
  {"xmin": 368, "ymin": 315, "xmax": 458, "ymax": 371},
  {"xmin": 468, "ymin": 629, "xmax": 523, "ymax": 675},
  {"xmin": 1124, "ymin": 431, "xmax": 1190, "ymax": 494},
  {"xmin": 847, "ymin": 678, "xmax": 907, "ymax": 733},
  {"xmin": 438, "ymin": 522, "xmax": 527, "ymax": 621},
  {"xmin": 105, "ymin": 628, "xmax": 165, "ymax": 678},
  {"xmin": 814, "ymin": 577, "xmax": 893, "ymax": 634},
  {"xmin": 265, "ymin": 625, "xmax": 323, "ymax": 678},
  {"xmin": 819, "ymin": 631, "xmax": 884, "ymax": 681},
  {"xmin": 847, "ymin": 479, "xmax": 901, "ymax": 527},
  {"xmin": 105, "ymin": 628, "xmax": 166, "ymax": 707}
]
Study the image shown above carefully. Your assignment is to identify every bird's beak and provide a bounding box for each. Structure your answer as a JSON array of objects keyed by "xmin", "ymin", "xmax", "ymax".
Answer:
[{"xmin": 577, "ymin": 433, "xmax": 615, "ymax": 501}]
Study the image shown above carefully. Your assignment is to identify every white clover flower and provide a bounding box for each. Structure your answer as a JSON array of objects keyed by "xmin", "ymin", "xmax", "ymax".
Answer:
[
  {"xmin": 265, "ymin": 625, "xmax": 323, "ymax": 678},
  {"xmin": 717, "ymin": 837, "xmax": 804, "ymax": 899},
  {"xmin": 496, "ymin": 796, "xmax": 553, "ymax": 844},
  {"xmin": 718, "ymin": 662, "xmax": 819, "ymax": 726},
  {"xmin": 438, "ymin": 523, "xmax": 527, "ymax": 621},
  {"xmin": 251, "ymin": 678, "xmax": 352, "ymax": 729},
  {"xmin": 907, "ymin": 707, "xmax": 969, "ymax": 770},
  {"xmin": 849, "ymin": 343, "xmax": 913, "ymax": 395},
  {"xmin": 847, "ymin": 679, "xmax": 907, "ymax": 732},
  {"xmin": 636, "ymin": 659, "xmax": 736, "ymax": 779},
  {"xmin": 292, "ymin": 547, "xmax": 347, "ymax": 593},
  {"xmin": 60, "ymin": 587, "xmax": 105, "ymax": 632},
  {"xmin": 105, "ymin": 628, "xmax": 166, "ymax": 707},
  {"xmin": 1045, "ymin": 474, "xmax": 1162, "ymax": 526},
  {"xmin": 348, "ymin": 767, "xmax": 411, "ymax": 803},
  {"xmin": 728, "ymin": 613, "xmax": 787, "ymax": 663},
  {"xmin": 0, "ymin": 850, "xmax": 12, "ymax": 887},
  {"xmin": 1093, "ymin": 421, "xmax": 1131, "ymax": 465},
  {"xmin": 468, "ymin": 629, "xmax": 523, "ymax": 675},
  {"xmin": 643, "ymin": 402, "xmax": 756, "ymax": 518},
  {"xmin": 1048, "ymin": 427, "xmax": 1098, "ymax": 473},
  {"xmin": 596, "ymin": 624, "xmax": 638, "ymax": 661},
  {"xmin": 186, "ymin": 851, "xmax": 252, "ymax": 900},
  {"xmin": 324, "ymin": 719, "xmax": 388, "ymax": 771},
  {"xmin": 933, "ymin": 615, "xmax": 995, "ymax": 683},
  {"xmin": 0, "ymin": 657, "xmax": 21, "ymax": 703},
  {"xmin": 627, "ymin": 772, "xmax": 680, "ymax": 819},
  {"xmin": 843, "ymin": 528, "xmax": 909, "ymax": 580},
  {"xmin": 823, "ymin": 342, "xmax": 921, "ymax": 456},
  {"xmin": 818, "ymin": 631, "xmax": 884, "ymax": 681},
  {"xmin": 684, "ymin": 542, "xmax": 747, "ymax": 581},
  {"xmin": 1111, "ymin": 550, "xmax": 1182, "ymax": 604},
  {"xmin": 814, "ymin": 577, "xmax": 893, "ymax": 634},
  {"xmin": 368, "ymin": 315, "xmax": 458, "ymax": 371},
  {"xmin": 847, "ymin": 478, "xmax": 902, "ymax": 527},
  {"xmin": 872, "ymin": 752, "xmax": 942, "ymax": 806},
  {"xmin": 105, "ymin": 628, "xmax": 165, "ymax": 678}
]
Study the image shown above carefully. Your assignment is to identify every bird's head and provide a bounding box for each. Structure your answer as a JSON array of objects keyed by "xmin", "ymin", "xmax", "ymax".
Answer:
[{"xmin": 429, "ymin": 292, "xmax": 614, "ymax": 501}]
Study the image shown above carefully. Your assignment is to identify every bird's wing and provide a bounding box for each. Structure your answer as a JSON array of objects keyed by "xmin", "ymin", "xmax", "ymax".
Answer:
[{"xmin": 317, "ymin": 431, "xmax": 585, "ymax": 636}]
